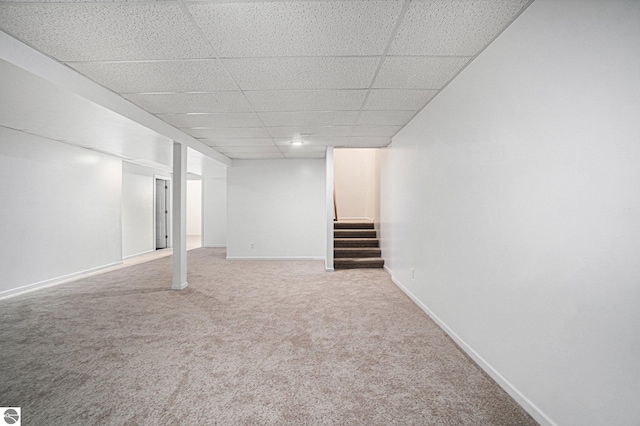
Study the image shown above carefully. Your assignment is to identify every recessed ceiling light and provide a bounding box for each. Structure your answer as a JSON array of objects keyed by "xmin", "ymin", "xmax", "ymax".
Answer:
[{"xmin": 290, "ymin": 139, "xmax": 303, "ymax": 146}]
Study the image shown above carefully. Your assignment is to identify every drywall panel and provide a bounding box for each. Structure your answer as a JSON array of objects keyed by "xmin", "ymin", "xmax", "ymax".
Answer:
[
  {"xmin": 203, "ymin": 174, "xmax": 227, "ymax": 247},
  {"xmin": 187, "ymin": 179, "xmax": 202, "ymax": 236},
  {"xmin": 380, "ymin": 1, "xmax": 640, "ymax": 424},
  {"xmin": 0, "ymin": 127, "xmax": 122, "ymax": 295},
  {"xmin": 227, "ymin": 159, "xmax": 325, "ymax": 258},
  {"xmin": 334, "ymin": 148, "xmax": 380, "ymax": 221}
]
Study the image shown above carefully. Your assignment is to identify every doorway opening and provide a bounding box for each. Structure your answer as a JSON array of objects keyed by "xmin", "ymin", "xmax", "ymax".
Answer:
[
  {"xmin": 332, "ymin": 148, "xmax": 384, "ymax": 269},
  {"xmin": 334, "ymin": 148, "xmax": 380, "ymax": 222},
  {"xmin": 155, "ymin": 177, "xmax": 170, "ymax": 250}
]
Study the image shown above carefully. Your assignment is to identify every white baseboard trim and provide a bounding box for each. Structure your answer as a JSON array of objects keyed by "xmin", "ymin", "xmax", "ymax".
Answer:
[
  {"xmin": 325, "ymin": 257, "xmax": 334, "ymax": 271},
  {"xmin": 123, "ymin": 249, "xmax": 155, "ymax": 260},
  {"xmin": 225, "ymin": 256, "xmax": 325, "ymax": 260},
  {"xmin": 383, "ymin": 265, "xmax": 393, "ymax": 276},
  {"xmin": 203, "ymin": 244, "xmax": 226, "ymax": 248},
  {"xmin": 389, "ymin": 274, "xmax": 556, "ymax": 426},
  {"xmin": 0, "ymin": 260, "xmax": 123, "ymax": 300},
  {"xmin": 171, "ymin": 281, "xmax": 188, "ymax": 290}
]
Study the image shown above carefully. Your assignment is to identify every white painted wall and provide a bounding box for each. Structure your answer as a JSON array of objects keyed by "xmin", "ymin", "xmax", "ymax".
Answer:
[
  {"xmin": 227, "ymin": 159, "xmax": 325, "ymax": 259},
  {"xmin": 325, "ymin": 147, "xmax": 334, "ymax": 271},
  {"xmin": 203, "ymin": 174, "xmax": 227, "ymax": 247},
  {"xmin": 334, "ymin": 148, "xmax": 380, "ymax": 221},
  {"xmin": 122, "ymin": 162, "xmax": 170, "ymax": 258},
  {"xmin": 0, "ymin": 127, "xmax": 122, "ymax": 296},
  {"xmin": 122, "ymin": 163, "xmax": 153, "ymax": 258},
  {"xmin": 186, "ymin": 179, "xmax": 202, "ymax": 236},
  {"xmin": 380, "ymin": 1, "xmax": 640, "ymax": 425}
]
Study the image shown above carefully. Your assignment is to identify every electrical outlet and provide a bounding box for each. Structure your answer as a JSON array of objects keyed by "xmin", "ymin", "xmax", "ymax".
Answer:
[
  {"xmin": 250, "ymin": 242, "xmax": 255, "ymax": 249},
  {"xmin": 411, "ymin": 268, "xmax": 415, "ymax": 279}
]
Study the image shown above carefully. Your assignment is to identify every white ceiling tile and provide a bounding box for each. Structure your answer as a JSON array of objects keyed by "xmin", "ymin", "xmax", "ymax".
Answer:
[
  {"xmin": 364, "ymin": 89, "xmax": 438, "ymax": 110},
  {"xmin": 284, "ymin": 151, "xmax": 326, "ymax": 159},
  {"xmin": 277, "ymin": 136, "xmax": 390, "ymax": 148},
  {"xmin": 246, "ymin": 90, "xmax": 367, "ymax": 112},
  {"xmin": 68, "ymin": 60, "xmax": 237, "ymax": 94},
  {"xmin": 278, "ymin": 145, "xmax": 328, "ymax": 153},
  {"xmin": 223, "ymin": 57, "xmax": 378, "ymax": 91},
  {"xmin": 215, "ymin": 146, "xmax": 281, "ymax": 154},
  {"xmin": 184, "ymin": 127, "xmax": 270, "ymax": 139},
  {"xmin": 273, "ymin": 137, "xmax": 350, "ymax": 147},
  {"xmin": 357, "ymin": 110, "xmax": 417, "ymax": 126},
  {"xmin": 268, "ymin": 126, "xmax": 352, "ymax": 138},
  {"xmin": 0, "ymin": 3, "xmax": 214, "ymax": 61},
  {"xmin": 122, "ymin": 92, "xmax": 253, "ymax": 114},
  {"xmin": 0, "ymin": 0, "xmax": 531, "ymax": 160},
  {"xmin": 345, "ymin": 137, "xmax": 392, "ymax": 147},
  {"xmin": 351, "ymin": 125, "xmax": 403, "ymax": 137},
  {"xmin": 389, "ymin": 0, "xmax": 530, "ymax": 56},
  {"xmin": 374, "ymin": 56, "xmax": 471, "ymax": 89},
  {"xmin": 259, "ymin": 111, "xmax": 359, "ymax": 127},
  {"xmin": 0, "ymin": 0, "xmax": 153, "ymax": 2},
  {"xmin": 188, "ymin": 1, "xmax": 403, "ymax": 57},
  {"xmin": 156, "ymin": 113, "xmax": 262, "ymax": 128},
  {"xmin": 228, "ymin": 152, "xmax": 285, "ymax": 159},
  {"xmin": 202, "ymin": 138, "xmax": 275, "ymax": 147}
]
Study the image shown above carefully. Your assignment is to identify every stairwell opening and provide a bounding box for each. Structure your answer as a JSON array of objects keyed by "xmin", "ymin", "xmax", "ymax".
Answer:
[{"xmin": 333, "ymin": 148, "xmax": 383, "ymax": 269}]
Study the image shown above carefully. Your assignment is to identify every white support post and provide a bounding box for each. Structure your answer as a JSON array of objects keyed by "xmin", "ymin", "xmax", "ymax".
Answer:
[
  {"xmin": 171, "ymin": 142, "xmax": 188, "ymax": 290},
  {"xmin": 326, "ymin": 147, "xmax": 335, "ymax": 271}
]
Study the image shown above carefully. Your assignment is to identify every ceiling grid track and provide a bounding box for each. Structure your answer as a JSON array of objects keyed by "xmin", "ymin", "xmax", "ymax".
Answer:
[
  {"xmin": 0, "ymin": 0, "xmax": 535, "ymax": 159},
  {"xmin": 351, "ymin": 0, "xmax": 411, "ymax": 140},
  {"xmin": 176, "ymin": 0, "xmax": 287, "ymax": 157}
]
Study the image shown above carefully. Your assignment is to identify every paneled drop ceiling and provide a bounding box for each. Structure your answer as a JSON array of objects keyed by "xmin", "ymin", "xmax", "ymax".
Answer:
[{"xmin": 0, "ymin": 0, "xmax": 532, "ymax": 160}]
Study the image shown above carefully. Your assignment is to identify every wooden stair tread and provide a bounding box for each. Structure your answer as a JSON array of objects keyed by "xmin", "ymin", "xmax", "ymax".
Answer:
[
  {"xmin": 334, "ymin": 222, "xmax": 374, "ymax": 229},
  {"xmin": 334, "ymin": 238, "xmax": 379, "ymax": 248},
  {"xmin": 334, "ymin": 258, "xmax": 384, "ymax": 269},
  {"xmin": 334, "ymin": 229, "xmax": 377, "ymax": 238},
  {"xmin": 332, "ymin": 221, "xmax": 383, "ymax": 269},
  {"xmin": 334, "ymin": 247, "xmax": 381, "ymax": 258}
]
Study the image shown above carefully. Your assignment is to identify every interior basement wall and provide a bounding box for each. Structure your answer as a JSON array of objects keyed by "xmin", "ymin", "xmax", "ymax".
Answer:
[
  {"xmin": 187, "ymin": 179, "xmax": 202, "ymax": 236},
  {"xmin": 380, "ymin": 1, "xmax": 640, "ymax": 425},
  {"xmin": 227, "ymin": 159, "xmax": 325, "ymax": 259},
  {"xmin": 0, "ymin": 127, "xmax": 123, "ymax": 297},
  {"xmin": 334, "ymin": 148, "xmax": 380, "ymax": 222},
  {"xmin": 121, "ymin": 162, "xmax": 170, "ymax": 258},
  {"xmin": 203, "ymin": 174, "xmax": 227, "ymax": 248}
]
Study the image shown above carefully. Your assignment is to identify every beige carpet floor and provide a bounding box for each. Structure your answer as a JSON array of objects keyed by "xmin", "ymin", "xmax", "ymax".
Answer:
[{"xmin": 0, "ymin": 248, "xmax": 536, "ymax": 425}]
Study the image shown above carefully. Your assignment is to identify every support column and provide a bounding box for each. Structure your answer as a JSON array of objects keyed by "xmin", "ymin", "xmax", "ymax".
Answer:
[{"xmin": 171, "ymin": 142, "xmax": 188, "ymax": 290}]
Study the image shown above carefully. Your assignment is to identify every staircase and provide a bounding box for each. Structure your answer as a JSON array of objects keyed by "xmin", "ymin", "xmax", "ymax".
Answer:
[{"xmin": 333, "ymin": 221, "xmax": 384, "ymax": 269}]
